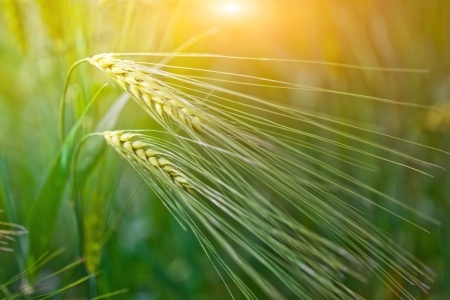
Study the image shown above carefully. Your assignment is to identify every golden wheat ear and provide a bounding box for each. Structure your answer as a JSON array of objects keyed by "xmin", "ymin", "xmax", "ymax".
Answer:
[
  {"xmin": 101, "ymin": 130, "xmax": 194, "ymax": 194},
  {"xmin": 88, "ymin": 54, "xmax": 202, "ymax": 132}
]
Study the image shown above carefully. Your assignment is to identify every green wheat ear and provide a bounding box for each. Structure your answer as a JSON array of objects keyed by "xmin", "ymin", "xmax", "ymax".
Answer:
[
  {"xmin": 83, "ymin": 52, "xmax": 442, "ymax": 299},
  {"xmin": 88, "ymin": 54, "xmax": 203, "ymax": 132},
  {"xmin": 102, "ymin": 131, "xmax": 195, "ymax": 195},
  {"xmin": 98, "ymin": 126, "xmax": 434, "ymax": 299}
]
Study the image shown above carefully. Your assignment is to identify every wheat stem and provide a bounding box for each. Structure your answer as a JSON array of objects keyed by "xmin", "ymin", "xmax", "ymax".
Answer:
[{"xmin": 59, "ymin": 58, "xmax": 88, "ymax": 142}]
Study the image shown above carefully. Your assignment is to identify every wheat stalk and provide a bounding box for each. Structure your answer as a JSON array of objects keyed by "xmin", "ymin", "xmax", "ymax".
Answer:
[
  {"xmin": 88, "ymin": 54, "xmax": 202, "ymax": 132},
  {"xmin": 102, "ymin": 130, "xmax": 194, "ymax": 194}
]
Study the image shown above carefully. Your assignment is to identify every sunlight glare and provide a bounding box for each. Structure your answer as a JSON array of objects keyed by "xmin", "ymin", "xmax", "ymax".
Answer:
[{"xmin": 218, "ymin": 2, "xmax": 245, "ymax": 15}]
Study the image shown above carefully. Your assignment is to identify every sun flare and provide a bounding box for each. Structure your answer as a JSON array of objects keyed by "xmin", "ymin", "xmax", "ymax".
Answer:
[{"xmin": 217, "ymin": 1, "xmax": 245, "ymax": 15}]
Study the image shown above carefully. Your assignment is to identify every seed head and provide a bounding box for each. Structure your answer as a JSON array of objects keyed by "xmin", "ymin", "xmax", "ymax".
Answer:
[
  {"xmin": 89, "ymin": 54, "xmax": 202, "ymax": 132},
  {"xmin": 102, "ymin": 131, "xmax": 194, "ymax": 194}
]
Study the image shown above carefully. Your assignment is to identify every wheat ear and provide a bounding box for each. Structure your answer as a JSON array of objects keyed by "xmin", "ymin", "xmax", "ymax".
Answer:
[
  {"xmin": 88, "ymin": 54, "xmax": 202, "ymax": 132},
  {"xmin": 102, "ymin": 131, "xmax": 194, "ymax": 194}
]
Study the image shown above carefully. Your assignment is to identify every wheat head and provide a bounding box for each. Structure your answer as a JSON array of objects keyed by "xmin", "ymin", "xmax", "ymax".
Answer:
[
  {"xmin": 102, "ymin": 131, "xmax": 194, "ymax": 194},
  {"xmin": 88, "ymin": 54, "xmax": 202, "ymax": 132}
]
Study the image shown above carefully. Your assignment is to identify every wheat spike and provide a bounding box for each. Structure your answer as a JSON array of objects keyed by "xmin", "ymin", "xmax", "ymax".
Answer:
[
  {"xmin": 102, "ymin": 131, "xmax": 194, "ymax": 194},
  {"xmin": 88, "ymin": 54, "xmax": 202, "ymax": 132}
]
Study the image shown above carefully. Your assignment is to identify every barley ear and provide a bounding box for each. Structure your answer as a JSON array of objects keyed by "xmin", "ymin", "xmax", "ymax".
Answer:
[
  {"xmin": 102, "ymin": 131, "xmax": 194, "ymax": 194},
  {"xmin": 88, "ymin": 54, "xmax": 202, "ymax": 132},
  {"xmin": 83, "ymin": 198, "xmax": 105, "ymax": 274}
]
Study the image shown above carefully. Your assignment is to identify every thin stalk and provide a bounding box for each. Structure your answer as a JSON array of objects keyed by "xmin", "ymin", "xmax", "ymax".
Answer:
[{"xmin": 59, "ymin": 58, "xmax": 88, "ymax": 142}]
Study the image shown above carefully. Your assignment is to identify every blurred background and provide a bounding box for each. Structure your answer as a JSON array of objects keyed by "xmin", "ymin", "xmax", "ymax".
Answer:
[{"xmin": 0, "ymin": 0, "xmax": 449, "ymax": 299}]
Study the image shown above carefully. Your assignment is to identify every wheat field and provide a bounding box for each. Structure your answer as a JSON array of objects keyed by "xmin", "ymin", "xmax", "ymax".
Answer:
[{"xmin": 0, "ymin": 1, "xmax": 449, "ymax": 299}]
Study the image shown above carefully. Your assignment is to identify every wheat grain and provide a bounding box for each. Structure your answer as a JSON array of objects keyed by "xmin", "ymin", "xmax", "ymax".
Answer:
[
  {"xmin": 102, "ymin": 131, "xmax": 194, "ymax": 194},
  {"xmin": 88, "ymin": 54, "xmax": 202, "ymax": 132}
]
